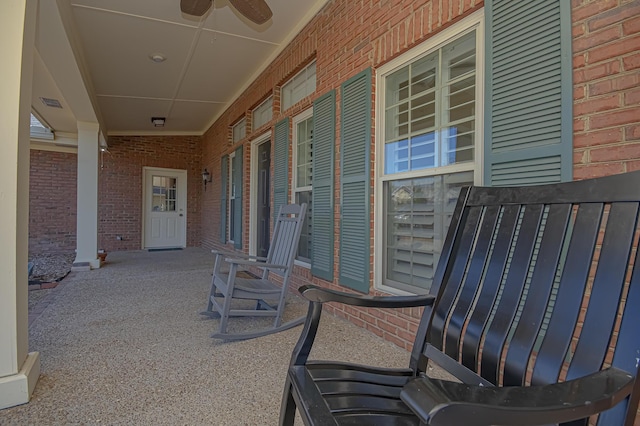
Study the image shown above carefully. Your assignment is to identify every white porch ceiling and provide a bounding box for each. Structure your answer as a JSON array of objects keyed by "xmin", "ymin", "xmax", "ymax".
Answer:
[{"xmin": 33, "ymin": 0, "xmax": 327, "ymax": 136}]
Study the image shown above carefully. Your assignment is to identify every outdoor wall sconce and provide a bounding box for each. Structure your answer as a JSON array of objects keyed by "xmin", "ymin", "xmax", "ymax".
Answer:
[{"xmin": 202, "ymin": 168, "xmax": 212, "ymax": 191}]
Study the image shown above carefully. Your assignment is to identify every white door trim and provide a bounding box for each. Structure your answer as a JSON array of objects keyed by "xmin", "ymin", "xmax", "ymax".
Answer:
[
  {"xmin": 142, "ymin": 167, "xmax": 188, "ymax": 249},
  {"xmin": 249, "ymin": 131, "xmax": 271, "ymax": 256}
]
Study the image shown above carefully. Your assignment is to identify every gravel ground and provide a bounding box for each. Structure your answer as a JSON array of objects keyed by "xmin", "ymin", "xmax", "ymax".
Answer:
[
  {"xmin": 28, "ymin": 253, "xmax": 75, "ymax": 283},
  {"xmin": 27, "ymin": 252, "xmax": 75, "ymax": 312},
  {"xmin": 2, "ymin": 248, "xmax": 426, "ymax": 425},
  {"xmin": 28, "ymin": 288, "xmax": 52, "ymax": 311}
]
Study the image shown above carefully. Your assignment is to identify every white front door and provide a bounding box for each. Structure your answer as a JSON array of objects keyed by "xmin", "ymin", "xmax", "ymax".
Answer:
[{"xmin": 143, "ymin": 167, "xmax": 187, "ymax": 249}]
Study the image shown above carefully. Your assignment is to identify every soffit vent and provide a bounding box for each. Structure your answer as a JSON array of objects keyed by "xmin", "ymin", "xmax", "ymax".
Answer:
[{"xmin": 40, "ymin": 97, "xmax": 63, "ymax": 108}]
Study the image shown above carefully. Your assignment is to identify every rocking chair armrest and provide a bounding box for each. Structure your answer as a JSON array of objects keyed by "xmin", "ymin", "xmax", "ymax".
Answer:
[
  {"xmin": 299, "ymin": 284, "xmax": 435, "ymax": 308},
  {"xmin": 224, "ymin": 258, "xmax": 287, "ymax": 270},
  {"xmin": 211, "ymin": 249, "xmax": 267, "ymax": 262},
  {"xmin": 289, "ymin": 286, "xmax": 433, "ymax": 366},
  {"xmin": 400, "ymin": 367, "xmax": 635, "ymax": 426}
]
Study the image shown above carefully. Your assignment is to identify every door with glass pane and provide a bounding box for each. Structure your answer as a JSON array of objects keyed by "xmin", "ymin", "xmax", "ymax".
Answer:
[{"xmin": 143, "ymin": 167, "xmax": 187, "ymax": 249}]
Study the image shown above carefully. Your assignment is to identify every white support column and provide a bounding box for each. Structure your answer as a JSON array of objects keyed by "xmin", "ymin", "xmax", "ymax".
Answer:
[
  {"xmin": 73, "ymin": 121, "xmax": 101, "ymax": 270},
  {"xmin": 0, "ymin": 0, "xmax": 41, "ymax": 410}
]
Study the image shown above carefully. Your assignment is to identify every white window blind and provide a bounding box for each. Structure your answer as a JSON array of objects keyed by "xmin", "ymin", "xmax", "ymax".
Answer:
[
  {"xmin": 384, "ymin": 172, "xmax": 473, "ymax": 293},
  {"xmin": 293, "ymin": 111, "xmax": 313, "ymax": 263},
  {"xmin": 384, "ymin": 32, "xmax": 476, "ymax": 174},
  {"xmin": 380, "ymin": 28, "xmax": 480, "ymax": 294}
]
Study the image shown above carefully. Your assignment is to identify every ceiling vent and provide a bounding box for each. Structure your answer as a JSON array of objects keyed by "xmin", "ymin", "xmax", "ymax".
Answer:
[{"xmin": 39, "ymin": 97, "xmax": 63, "ymax": 108}]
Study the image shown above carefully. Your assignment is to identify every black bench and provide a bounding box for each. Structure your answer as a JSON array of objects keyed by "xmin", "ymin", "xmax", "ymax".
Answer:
[{"xmin": 279, "ymin": 172, "xmax": 640, "ymax": 426}]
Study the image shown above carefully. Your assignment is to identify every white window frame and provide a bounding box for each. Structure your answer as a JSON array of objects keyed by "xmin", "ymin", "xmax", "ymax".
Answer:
[
  {"xmin": 281, "ymin": 61, "xmax": 317, "ymax": 112},
  {"xmin": 291, "ymin": 108, "xmax": 314, "ymax": 267},
  {"xmin": 374, "ymin": 10, "xmax": 485, "ymax": 295},
  {"xmin": 228, "ymin": 151, "xmax": 236, "ymax": 244},
  {"xmin": 232, "ymin": 118, "xmax": 246, "ymax": 143},
  {"xmin": 252, "ymin": 97, "xmax": 273, "ymax": 131}
]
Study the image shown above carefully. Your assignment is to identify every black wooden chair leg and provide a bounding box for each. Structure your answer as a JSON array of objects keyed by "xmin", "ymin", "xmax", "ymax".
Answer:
[{"xmin": 279, "ymin": 378, "xmax": 297, "ymax": 426}]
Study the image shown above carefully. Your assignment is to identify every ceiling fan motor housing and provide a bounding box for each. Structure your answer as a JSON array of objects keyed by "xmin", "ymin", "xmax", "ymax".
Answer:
[
  {"xmin": 229, "ymin": 0, "xmax": 273, "ymax": 24},
  {"xmin": 180, "ymin": 0, "xmax": 213, "ymax": 16},
  {"xmin": 180, "ymin": 0, "xmax": 273, "ymax": 25}
]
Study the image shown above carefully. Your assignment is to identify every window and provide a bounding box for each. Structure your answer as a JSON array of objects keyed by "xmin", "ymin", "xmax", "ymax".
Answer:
[
  {"xmin": 292, "ymin": 109, "xmax": 313, "ymax": 263},
  {"xmin": 252, "ymin": 97, "xmax": 273, "ymax": 130},
  {"xmin": 281, "ymin": 61, "xmax": 316, "ymax": 112},
  {"xmin": 232, "ymin": 118, "xmax": 246, "ymax": 143},
  {"xmin": 377, "ymin": 14, "xmax": 483, "ymax": 295},
  {"xmin": 151, "ymin": 176, "xmax": 177, "ymax": 211},
  {"xmin": 30, "ymin": 113, "xmax": 54, "ymax": 140}
]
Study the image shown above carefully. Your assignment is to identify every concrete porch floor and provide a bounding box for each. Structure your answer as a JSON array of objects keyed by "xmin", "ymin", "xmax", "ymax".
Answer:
[{"xmin": 0, "ymin": 248, "xmax": 424, "ymax": 424}]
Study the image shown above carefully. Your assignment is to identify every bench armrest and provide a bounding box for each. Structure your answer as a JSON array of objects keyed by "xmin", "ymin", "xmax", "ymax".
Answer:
[
  {"xmin": 289, "ymin": 285, "xmax": 435, "ymax": 366},
  {"xmin": 299, "ymin": 284, "xmax": 435, "ymax": 308},
  {"xmin": 400, "ymin": 367, "xmax": 635, "ymax": 426}
]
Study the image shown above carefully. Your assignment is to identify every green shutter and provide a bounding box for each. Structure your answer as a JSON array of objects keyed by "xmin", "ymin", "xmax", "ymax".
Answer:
[
  {"xmin": 220, "ymin": 155, "xmax": 228, "ymax": 243},
  {"xmin": 233, "ymin": 145, "xmax": 243, "ymax": 249},
  {"xmin": 273, "ymin": 118, "xmax": 290, "ymax": 226},
  {"xmin": 339, "ymin": 69, "xmax": 372, "ymax": 293},
  {"xmin": 484, "ymin": 0, "xmax": 572, "ymax": 186},
  {"xmin": 311, "ymin": 90, "xmax": 336, "ymax": 281}
]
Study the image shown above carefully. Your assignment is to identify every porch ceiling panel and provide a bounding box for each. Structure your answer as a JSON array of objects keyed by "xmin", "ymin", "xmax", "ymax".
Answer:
[
  {"xmin": 69, "ymin": 0, "xmax": 197, "ymax": 25},
  {"xmin": 176, "ymin": 31, "xmax": 276, "ymax": 102},
  {"xmin": 97, "ymin": 97, "xmax": 173, "ymax": 134},
  {"xmin": 32, "ymin": 0, "xmax": 329, "ymax": 136},
  {"xmin": 169, "ymin": 101, "xmax": 227, "ymax": 133},
  {"xmin": 70, "ymin": 6, "xmax": 198, "ymax": 99}
]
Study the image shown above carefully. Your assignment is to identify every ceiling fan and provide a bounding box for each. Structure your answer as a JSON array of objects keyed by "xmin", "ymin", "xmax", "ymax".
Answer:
[{"xmin": 180, "ymin": 0, "xmax": 273, "ymax": 25}]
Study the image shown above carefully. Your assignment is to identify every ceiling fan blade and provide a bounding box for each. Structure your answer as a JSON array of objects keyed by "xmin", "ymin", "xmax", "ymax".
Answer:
[
  {"xmin": 228, "ymin": 0, "xmax": 273, "ymax": 25},
  {"xmin": 180, "ymin": 0, "xmax": 212, "ymax": 16}
]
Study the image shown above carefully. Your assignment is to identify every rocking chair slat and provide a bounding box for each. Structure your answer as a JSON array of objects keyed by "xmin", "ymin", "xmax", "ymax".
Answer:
[
  {"xmin": 503, "ymin": 203, "xmax": 572, "ymax": 386},
  {"xmin": 531, "ymin": 203, "xmax": 603, "ymax": 386}
]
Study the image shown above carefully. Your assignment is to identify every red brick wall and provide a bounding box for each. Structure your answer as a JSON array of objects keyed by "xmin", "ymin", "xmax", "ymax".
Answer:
[
  {"xmin": 200, "ymin": 0, "xmax": 640, "ymax": 353},
  {"xmin": 24, "ymin": 0, "xmax": 638, "ymax": 358},
  {"xmin": 573, "ymin": 0, "xmax": 640, "ymax": 178},
  {"xmin": 29, "ymin": 149, "xmax": 77, "ymax": 254},
  {"xmin": 99, "ymin": 135, "xmax": 202, "ymax": 252},
  {"xmin": 201, "ymin": 0, "xmax": 484, "ymax": 352}
]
